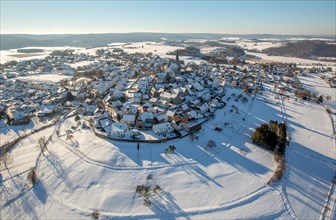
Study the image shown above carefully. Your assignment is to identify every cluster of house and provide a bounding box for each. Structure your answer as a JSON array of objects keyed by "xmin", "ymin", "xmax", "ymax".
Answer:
[
  {"xmin": 87, "ymin": 54, "xmax": 243, "ymax": 139},
  {"xmin": 1, "ymin": 47, "xmax": 333, "ymax": 141},
  {"xmin": 0, "ymin": 78, "xmax": 69, "ymax": 125},
  {"xmin": 0, "ymin": 52, "xmax": 94, "ymax": 80}
]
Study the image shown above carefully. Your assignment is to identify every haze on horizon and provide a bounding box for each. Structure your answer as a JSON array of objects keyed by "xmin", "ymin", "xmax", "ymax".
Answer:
[{"xmin": 1, "ymin": 0, "xmax": 335, "ymax": 36}]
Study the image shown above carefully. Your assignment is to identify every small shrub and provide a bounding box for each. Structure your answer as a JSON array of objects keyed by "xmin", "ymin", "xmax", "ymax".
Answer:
[
  {"xmin": 164, "ymin": 145, "xmax": 176, "ymax": 154},
  {"xmin": 317, "ymin": 95, "xmax": 323, "ymax": 103},
  {"xmin": 136, "ymin": 184, "xmax": 161, "ymax": 207},
  {"xmin": 153, "ymin": 184, "xmax": 161, "ymax": 194},
  {"xmin": 143, "ymin": 198, "xmax": 151, "ymax": 207},
  {"xmin": 27, "ymin": 168, "xmax": 37, "ymax": 186},
  {"xmin": 241, "ymin": 97, "xmax": 248, "ymax": 103},
  {"xmin": 74, "ymin": 115, "xmax": 80, "ymax": 121},
  {"xmin": 274, "ymin": 151, "xmax": 283, "ymax": 163},
  {"xmin": 275, "ymin": 159, "xmax": 286, "ymax": 180},
  {"xmin": 206, "ymin": 140, "xmax": 216, "ymax": 149},
  {"xmin": 326, "ymin": 109, "xmax": 332, "ymax": 114},
  {"xmin": 136, "ymin": 184, "xmax": 146, "ymax": 196},
  {"xmin": 66, "ymin": 134, "xmax": 74, "ymax": 140},
  {"xmin": 268, "ymin": 156, "xmax": 286, "ymax": 185},
  {"xmin": 91, "ymin": 210, "xmax": 100, "ymax": 220},
  {"xmin": 37, "ymin": 136, "xmax": 47, "ymax": 155},
  {"xmin": 136, "ymin": 184, "xmax": 151, "ymax": 197},
  {"xmin": 147, "ymin": 174, "xmax": 153, "ymax": 180}
]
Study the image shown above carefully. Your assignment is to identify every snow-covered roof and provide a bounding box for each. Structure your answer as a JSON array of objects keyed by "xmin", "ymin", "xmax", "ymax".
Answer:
[
  {"xmin": 99, "ymin": 118, "xmax": 112, "ymax": 127},
  {"xmin": 181, "ymin": 104, "xmax": 189, "ymax": 111},
  {"xmin": 156, "ymin": 114, "xmax": 168, "ymax": 121},
  {"xmin": 152, "ymin": 122, "xmax": 173, "ymax": 131},
  {"xmin": 39, "ymin": 107, "xmax": 53, "ymax": 114},
  {"xmin": 111, "ymin": 122, "xmax": 128, "ymax": 132},
  {"xmin": 188, "ymin": 110, "xmax": 198, "ymax": 119},
  {"xmin": 166, "ymin": 110, "xmax": 175, "ymax": 117},
  {"xmin": 122, "ymin": 114, "xmax": 136, "ymax": 122},
  {"xmin": 11, "ymin": 111, "xmax": 26, "ymax": 120},
  {"xmin": 140, "ymin": 112, "xmax": 154, "ymax": 121}
]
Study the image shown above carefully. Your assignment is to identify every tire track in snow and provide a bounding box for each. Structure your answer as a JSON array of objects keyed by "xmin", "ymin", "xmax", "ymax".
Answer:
[
  {"xmin": 54, "ymin": 134, "xmax": 199, "ymax": 171},
  {"xmin": 278, "ymin": 94, "xmax": 298, "ymax": 220},
  {"xmin": 182, "ymin": 91, "xmax": 258, "ymax": 167},
  {"xmin": 320, "ymin": 111, "xmax": 336, "ymax": 220},
  {"xmin": 43, "ymin": 181, "xmax": 275, "ymax": 219}
]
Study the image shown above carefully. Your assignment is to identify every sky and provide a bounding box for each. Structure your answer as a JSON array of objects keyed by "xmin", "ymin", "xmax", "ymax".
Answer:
[{"xmin": 1, "ymin": 0, "xmax": 335, "ymax": 35}]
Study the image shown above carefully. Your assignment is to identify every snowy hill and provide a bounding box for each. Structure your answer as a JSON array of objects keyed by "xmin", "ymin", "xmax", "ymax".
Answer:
[{"xmin": 1, "ymin": 74, "xmax": 335, "ymax": 219}]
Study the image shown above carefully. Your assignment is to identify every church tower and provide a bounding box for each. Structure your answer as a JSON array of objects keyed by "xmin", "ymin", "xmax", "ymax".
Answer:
[{"xmin": 176, "ymin": 49, "xmax": 180, "ymax": 72}]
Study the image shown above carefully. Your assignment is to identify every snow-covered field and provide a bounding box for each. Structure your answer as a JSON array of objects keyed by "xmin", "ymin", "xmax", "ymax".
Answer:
[
  {"xmin": 237, "ymin": 41, "xmax": 284, "ymax": 51},
  {"xmin": 0, "ymin": 47, "xmax": 83, "ymax": 64},
  {"xmin": 279, "ymin": 75, "xmax": 336, "ymax": 219},
  {"xmin": 1, "ymin": 39, "xmax": 336, "ymax": 218},
  {"xmin": 0, "ymin": 117, "xmax": 54, "ymax": 145},
  {"xmin": 68, "ymin": 60, "xmax": 95, "ymax": 68},
  {"xmin": 0, "ymin": 50, "xmax": 49, "ymax": 64},
  {"xmin": 1, "ymin": 79, "xmax": 335, "ymax": 219},
  {"xmin": 2, "ymin": 41, "xmax": 335, "ymax": 68},
  {"xmin": 246, "ymin": 51, "xmax": 336, "ymax": 68},
  {"xmin": 17, "ymin": 73, "xmax": 72, "ymax": 83},
  {"xmin": 112, "ymin": 42, "xmax": 207, "ymax": 64}
]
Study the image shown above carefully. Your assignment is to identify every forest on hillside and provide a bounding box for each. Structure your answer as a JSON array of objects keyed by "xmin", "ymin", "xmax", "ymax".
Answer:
[{"xmin": 262, "ymin": 41, "xmax": 336, "ymax": 59}]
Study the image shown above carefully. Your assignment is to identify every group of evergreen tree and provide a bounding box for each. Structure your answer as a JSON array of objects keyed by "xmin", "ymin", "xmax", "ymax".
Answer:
[
  {"xmin": 252, "ymin": 121, "xmax": 288, "ymax": 184},
  {"xmin": 252, "ymin": 120, "xmax": 287, "ymax": 155}
]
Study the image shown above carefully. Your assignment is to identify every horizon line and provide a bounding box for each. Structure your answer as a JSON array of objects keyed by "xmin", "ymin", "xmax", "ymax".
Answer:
[{"xmin": 1, "ymin": 32, "xmax": 335, "ymax": 37}]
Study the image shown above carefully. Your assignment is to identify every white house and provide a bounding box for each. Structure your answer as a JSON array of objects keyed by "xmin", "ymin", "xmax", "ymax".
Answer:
[
  {"xmin": 140, "ymin": 112, "xmax": 154, "ymax": 123},
  {"xmin": 166, "ymin": 110, "xmax": 175, "ymax": 121},
  {"xmin": 192, "ymin": 82, "xmax": 204, "ymax": 91},
  {"xmin": 121, "ymin": 114, "xmax": 136, "ymax": 127},
  {"xmin": 110, "ymin": 122, "xmax": 128, "ymax": 137},
  {"xmin": 134, "ymin": 93, "xmax": 142, "ymax": 104},
  {"xmin": 37, "ymin": 106, "xmax": 54, "ymax": 117},
  {"xmin": 156, "ymin": 114, "xmax": 169, "ymax": 123},
  {"xmin": 198, "ymin": 103, "xmax": 209, "ymax": 114},
  {"xmin": 152, "ymin": 122, "xmax": 174, "ymax": 135},
  {"xmin": 157, "ymin": 72, "xmax": 167, "ymax": 83}
]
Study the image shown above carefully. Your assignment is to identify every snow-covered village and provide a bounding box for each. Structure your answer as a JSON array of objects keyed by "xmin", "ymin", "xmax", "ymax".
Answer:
[
  {"xmin": 1, "ymin": 1, "xmax": 336, "ymax": 219},
  {"xmin": 1, "ymin": 39, "xmax": 335, "ymax": 219}
]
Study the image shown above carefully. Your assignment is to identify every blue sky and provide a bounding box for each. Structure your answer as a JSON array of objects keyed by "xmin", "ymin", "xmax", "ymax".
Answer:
[{"xmin": 1, "ymin": 0, "xmax": 335, "ymax": 35}]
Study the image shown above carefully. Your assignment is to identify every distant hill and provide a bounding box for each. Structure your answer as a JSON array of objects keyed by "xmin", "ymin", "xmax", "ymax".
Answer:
[
  {"xmin": 0, "ymin": 35, "xmax": 63, "ymax": 50},
  {"xmin": 1, "ymin": 33, "xmax": 224, "ymax": 50},
  {"xmin": 1, "ymin": 33, "xmax": 335, "ymax": 50},
  {"xmin": 262, "ymin": 41, "xmax": 336, "ymax": 59}
]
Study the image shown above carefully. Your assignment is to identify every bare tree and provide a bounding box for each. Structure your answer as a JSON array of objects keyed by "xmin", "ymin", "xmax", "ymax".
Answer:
[
  {"xmin": 66, "ymin": 134, "xmax": 74, "ymax": 141},
  {"xmin": 0, "ymin": 153, "xmax": 12, "ymax": 169},
  {"xmin": 27, "ymin": 167, "xmax": 37, "ymax": 186},
  {"xmin": 189, "ymin": 133, "xmax": 195, "ymax": 142},
  {"xmin": 153, "ymin": 184, "xmax": 161, "ymax": 194},
  {"xmin": 206, "ymin": 140, "xmax": 216, "ymax": 150},
  {"xmin": 136, "ymin": 183, "xmax": 162, "ymax": 207},
  {"xmin": 164, "ymin": 145, "xmax": 176, "ymax": 155},
  {"xmin": 37, "ymin": 136, "xmax": 47, "ymax": 156},
  {"xmin": 91, "ymin": 210, "xmax": 100, "ymax": 220}
]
